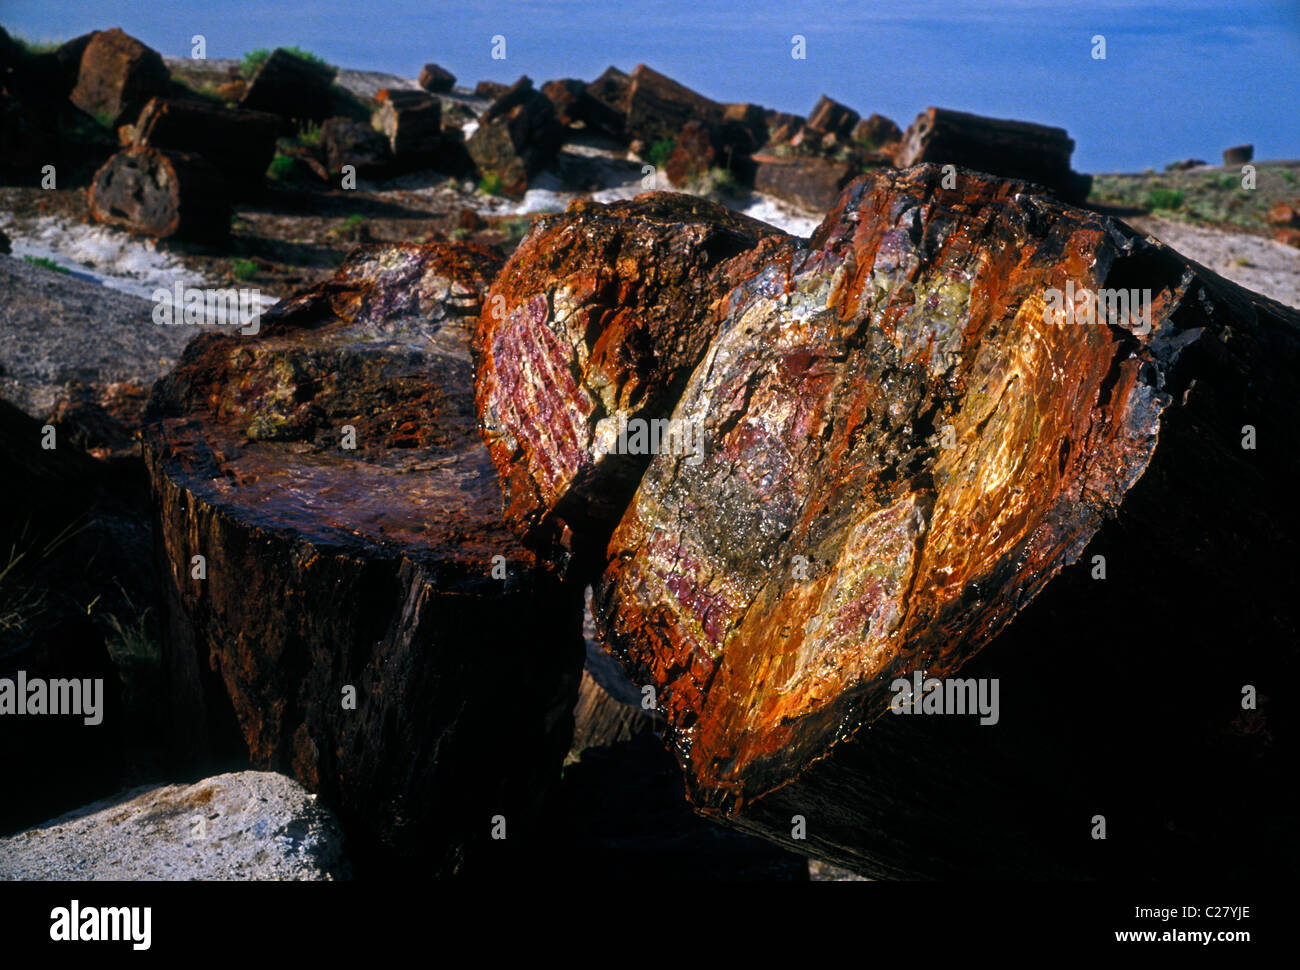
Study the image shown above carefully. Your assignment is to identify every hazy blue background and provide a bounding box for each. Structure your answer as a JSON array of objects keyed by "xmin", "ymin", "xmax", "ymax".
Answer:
[{"xmin": 4, "ymin": 0, "xmax": 1297, "ymax": 172}]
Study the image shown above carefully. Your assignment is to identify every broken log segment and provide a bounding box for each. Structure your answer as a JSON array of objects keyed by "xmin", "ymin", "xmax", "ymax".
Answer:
[
  {"xmin": 896, "ymin": 106, "xmax": 1091, "ymax": 203},
  {"xmin": 536, "ymin": 165, "xmax": 1298, "ymax": 876},
  {"xmin": 89, "ymin": 146, "xmax": 230, "ymax": 240},
  {"xmin": 472, "ymin": 192, "xmax": 789, "ymax": 573},
  {"xmin": 131, "ymin": 96, "xmax": 279, "ymax": 192},
  {"xmin": 142, "ymin": 242, "xmax": 585, "ymax": 874},
  {"xmin": 239, "ymin": 47, "xmax": 336, "ymax": 125}
]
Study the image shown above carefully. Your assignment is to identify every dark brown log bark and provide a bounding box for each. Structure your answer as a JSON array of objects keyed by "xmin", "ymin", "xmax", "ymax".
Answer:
[
  {"xmin": 89, "ymin": 146, "xmax": 230, "ymax": 240},
  {"xmin": 373, "ymin": 88, "xmax": 444, "ymax": 162},
  {"xmin": 131, "ymin": 96, "xmax": 279, "ymax": 191},
  {"xmin": 142, "ymin": 242, "xmax": 586, "ymax": 875},
  {"xmin": 751, "ymin": 153, "xmax": 857, "ymax": 209},
  {"xmin": 896, "ymin": 106, "xmax": 1091, "ymax": 203},
  {"xmin": 418, "ymin": 63, "xmax": 456, "ymax": 93},
  {"xmin": 806, "ymin": 95, "xmax": 859, "ymax": 139}
]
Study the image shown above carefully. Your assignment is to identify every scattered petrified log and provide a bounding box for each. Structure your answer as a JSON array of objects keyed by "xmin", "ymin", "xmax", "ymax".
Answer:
[
  {"xmin": 466, "ymin": 76, "xmax": 564, "ymax": 196},
  {"xmin": 374, "ymin": 88, "xmax": 443, "ymax": 163},
  {"xmin": 142, "ymin": 242, "xmax": 585, "ymax": 875},
  {"xmin": 480, "ymin": 165, "xmax": 1299, "ymax": 877},
  {"xmin": 751, "ymin": 153, "xmax": 856, "ymax": 209},
  {"xmin": 665, "ymin": 119, "xmax": 715, "ymax": 186},
  {"xmin": 475, "ymin": 80, "xmax": 509, "ymax": 100},
  {"xmin": 131, "ymin": 96, "xmax": 279, "ymax": 191},
  {"xmin": 473, "ymin": 193, "xmax": 787, "ymax": 571},
  {"xmin": 587, "ymin": 65, "xmax": 631, "ymax": 121},
  {"xmin": 806, "ymin": 94, "xmax": 859, "ymax": 139},
  {"xmin": 239, "ymin": 47, "xmax": 336, "ymax": 125},
  {"xmin": 0, "ymin": 91, "xmax": 54, "ymax": 175},
  {"xmin": 69, "ymin": 28, "xmax": 170, "ymax": 127},
  {"xmin": 624, "ymin": 64, "xmax": 725, "ymax": 148},
  {"xmin": 1222, "ymin": 144, "xmax": 1253, "ymax": 166},
  {"xmin": 89, "ymin": 146, "xmax": 230, "ymax": 240},
  {"xmin": 541, "ymin": 78, "xmax": 623, "ymax": 137},
  {"xmin": 320, "ymin": 116, "xmax": 392, "ymax": 177},
  {"xmin": 851, "ymin": 112, "xmax": 901, "ymax": 148},
  {"xmin": 896, "ymin": 106, "xmax": 1091, "ymax": 203},
  {"xmin": 418, "ymin": 62, "xmax": 456, "ymax": 93}
]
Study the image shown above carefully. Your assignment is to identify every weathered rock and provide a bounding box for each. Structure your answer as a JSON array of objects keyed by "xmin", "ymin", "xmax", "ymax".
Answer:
[
  {"xmin": 143, "ymin": 242, "xmax": 585, "ymax": 874},
  {"xmin": 239, "ymin": 47, "xmax": 336, "ymax": 125},
  {"xmin": 89, "ymin": 146, "xmax": 231, "ymax": 239},
  {"xmin": 585, "ymin": 165, "xmax": 1299, "ymax": 877},
  {"xmin": 896, "ymin": 106, "xmax": 1091, "ymax": 203},
  {"xmin": 542, "ymin": 78, "xmax": 623, "ymax": 136},
  {"xmin": 807, "ymin": 94, "xmax": 859, "ymax": 139},
  {"xmin": 417, "ymin": 62, "xmax": 456, "ymax": 93},
  {"xmin": 320, "ymin": 116, "xmax": 392, "ymax": 178},
  {"xmin": 1222, "ymin": 144, "xmax": 1253, "ymax": 166},
  {"xmin": 69, "ymin": 28, "xmax": 170, "ymax": 127},
  {"xmin": 131, "ymin": 96, "xmax": 279, "ymax": 191},
  {"xmin": 466, "ymin": 76, "xmax": 564, "ymax": 196},
  {"xmin": 373, "ymin": 88, "xmax": 443, "ymax": 163},
  {"xmin": 475, "ymin": 79, "xmax": 509, "ymax": 100},
  {"xmin": 0, "ymin": 772, "xmax": 350, "ymax": 880},
  {"xmin": 751, "ymin": 153, "xmax": 856, "ymax": 209},
  {"xmin": 473, "ymin": 193, "xmax": 788, "ymax": 571},
  {"xmin": 851, "ymin": 112, "xmax": 901, "ymax": 148}
]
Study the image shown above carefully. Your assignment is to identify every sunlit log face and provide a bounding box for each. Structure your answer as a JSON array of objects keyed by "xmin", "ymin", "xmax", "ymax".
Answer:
[
  {"xmin": 473, "ymin": 194, "xmax": 787, "ymax": 570},
  {"xmin": 596, "ymin": 167, "xmax": 1186, "ymax": 812}
]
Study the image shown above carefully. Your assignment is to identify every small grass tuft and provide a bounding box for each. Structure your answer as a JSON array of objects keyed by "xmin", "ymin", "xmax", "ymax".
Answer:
[{"xmin": 23, "ymin": 255, "xmax": 70, "ymax": 274}]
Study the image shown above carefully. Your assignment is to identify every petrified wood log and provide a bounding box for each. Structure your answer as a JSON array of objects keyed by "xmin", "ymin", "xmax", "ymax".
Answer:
[
  {"xmin": 806, "ymin": 95, "xmax": 859, "ymax": 139},
  {"xmin": 473, "ymin": 193, "xmax": 788, "ymax": 571},
  {"xmin": 483, "ymin": 165, "xmax": 1299, "ymax": 877},
  {"xmin": 541, "ymin": 78, "xmax": 624, "ymax": 137},
  {"xmin": 896, "ymin": 107, "xmax": 1091, "ymax": 203},
  {"xmin": 131, "ymin": 97, "xmax": 279, "ymax": 191},
  {"xmin": 751, "ymin": 153, "xmax": 856, "ymax": 210},
  {"xmin": 239, "ymin": 47, "xmax": 336, "ymax": 125},
  {"xmin": 89, "ymin": 146, "xmax": 230, "ymax": 240},
  {"xmin": 143, "ymin": 242, "xmax": 586, "ymax": 874},
  {"xmin": 418, "ymin": 62, "xmax": 456, "ymax": 94},
  {"xmin": 466, "ymin": 76, "xmax": 564, "ymax": 196},
  {"xmin": 374, "ymin": 88, "xmax": 444, "ymax": 162},
  {"xmin": 68, "ymin": 28, "xmax": 170, "ymax": 127}
]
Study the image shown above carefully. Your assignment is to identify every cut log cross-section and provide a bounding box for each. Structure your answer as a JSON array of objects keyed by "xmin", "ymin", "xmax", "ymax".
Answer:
[
  {"xmin": 478, "ymin": 167, "xmax": 1300, "ymax": 878},
  {"xmin": 89, "ymin": 146, "xmax": 231, "ymax": 239},
  {"xmin": 143, "ymin": 242, "xmax": 586, "ymax": 875}
]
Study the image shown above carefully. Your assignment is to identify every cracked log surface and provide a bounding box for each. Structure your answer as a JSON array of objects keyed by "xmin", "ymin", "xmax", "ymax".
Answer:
[
  {"xmin": 481, "ymin": 168, "xmax": 1298, "ymax": 877},
  {"xmin": 474, "ymin": 193, "xmax": 787, "ymax": 572},
  {"xmin": 143, "ymin": 242, "xmax": 585, "ymax": 875}
]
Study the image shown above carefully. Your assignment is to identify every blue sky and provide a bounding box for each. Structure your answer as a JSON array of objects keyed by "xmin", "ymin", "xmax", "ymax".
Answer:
[{"xmin": 5, "ymin": 0, "xmax": 1298, "ymax": 171}]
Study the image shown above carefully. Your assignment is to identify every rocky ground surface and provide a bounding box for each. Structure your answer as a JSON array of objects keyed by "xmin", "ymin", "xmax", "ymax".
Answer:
[{"xmin": 0, "ymin": 771, "xmax": 350, "ymax": 880}]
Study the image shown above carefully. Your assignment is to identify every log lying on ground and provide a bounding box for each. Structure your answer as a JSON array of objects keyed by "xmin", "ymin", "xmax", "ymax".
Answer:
[
  {"xmin": 466, "ymin": 76, "xmax": 564, "ymax": 196},
  {"xmin": 69, "ymin": 28, "xmax": 170, "ymax": 127},
  {"xmin": 142, "ymin": 242, "xmax": 585, "ymax": 875},
  {"xmin": 473, "ymin": 193, "xmax": 788, "ymax": 572},
  {"xmin": 896, "ymin": 107, "xmax": 1092, "ymax": 203},
  {"xmin": 483, "ymin": 166, "xmax": 1300, "ymax": 877},
  {"xmin": 131, "ymin": 97, "xmax": 279, "ymax": 192},
  {"xmin": 89, "ymin": 146, "xmax": 230, "ymax": 239},
  {"xmin": 239, "ymin": 47, "xmax": 336, "ymax": 124}
]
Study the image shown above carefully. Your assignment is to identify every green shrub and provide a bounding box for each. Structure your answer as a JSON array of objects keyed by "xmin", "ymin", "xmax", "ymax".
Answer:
[
  {"xmin": 478, "ymin": 172, "xmax": 504, "ymax": 196},
  {"xmin": 1145, "ymin": 188, "xmax": 1184, "ymax": 211},
  {"xmin": 92, "ymin": 110, "xmax": 116, "ymax": 130},
  {"xmin": 342, "ymin": 213, "xmax": 364, "ymax": 230},
  {"xmin": 646, "ymin": 137, "xmax": 676, "ymax": 170},
  {"xmin": 241, "ymin": 46, "xmax": 330, "ymax": 79},
  {"xmin": 12, "ymin": 35, "xmax": 61, "ymax": 55},
  {"xmin": 232, "ymin": 259, "xmax": 258, "ymax": 281},
  {"xmin": 297, "ymin": 123, "xmax": 323, "ymax": 148},
  {"xmin": 23, "ymin": 255, "xmax": 70, "ymax": 274},
  {"xmin": 267, "ymin": 153, "xmax": 297, "ymax": 181}
]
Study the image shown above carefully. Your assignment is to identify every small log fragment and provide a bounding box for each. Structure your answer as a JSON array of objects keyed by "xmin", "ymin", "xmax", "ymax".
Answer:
[{"xmin": 131, "ymin": 96, "xmax": 279, "ymax": 191}]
